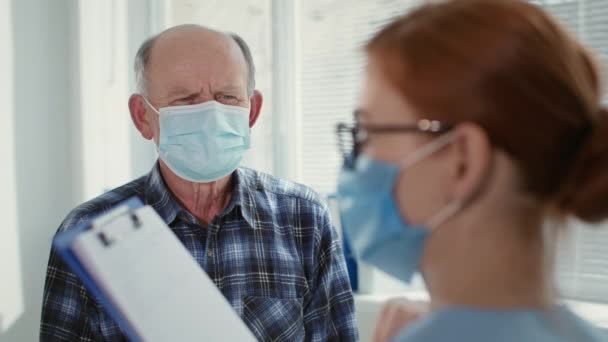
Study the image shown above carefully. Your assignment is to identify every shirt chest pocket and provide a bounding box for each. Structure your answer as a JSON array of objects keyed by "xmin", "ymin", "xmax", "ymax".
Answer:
[{"xmin": 242, "ymin": 296, "xmax": 305, "ymax": 342}]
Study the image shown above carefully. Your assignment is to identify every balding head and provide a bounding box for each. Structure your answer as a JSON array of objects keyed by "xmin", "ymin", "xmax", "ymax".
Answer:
[
  {"xmin": 134, "ymin": 24, "xmax": 256, "ymax": 96},
  {"xmin": 128, "ymin": 24, "xmax": 264, "ymax": 150}
]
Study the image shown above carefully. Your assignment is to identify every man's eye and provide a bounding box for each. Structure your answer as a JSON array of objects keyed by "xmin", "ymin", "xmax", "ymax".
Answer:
[
  {"xmin": 171, "ymin": 96, "xmax": 196, "ymax": 105},
  {"xmin": 217, "ymin": 94, "xmax": 239, "ymax": 104}
]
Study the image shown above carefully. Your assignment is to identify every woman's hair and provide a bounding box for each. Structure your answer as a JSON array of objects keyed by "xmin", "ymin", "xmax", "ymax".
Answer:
[{"xmin": 366, "ymin": 0, "xmax": 608, "ymax": 223}]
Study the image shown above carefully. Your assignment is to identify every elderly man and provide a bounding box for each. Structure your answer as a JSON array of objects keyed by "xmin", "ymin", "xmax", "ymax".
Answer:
[{"xmin": 40, "ymin": 25, "xmax": 357, "ymax": 341}]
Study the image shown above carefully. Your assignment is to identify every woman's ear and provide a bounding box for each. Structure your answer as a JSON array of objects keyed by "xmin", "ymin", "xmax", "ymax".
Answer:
[
  {"xmin": 129, "ymin": 94, "xmax": 155, "ymax": 140},
  {"xmin": 450, "ymin": 123, "xmax": 492, "ymax": 204}
]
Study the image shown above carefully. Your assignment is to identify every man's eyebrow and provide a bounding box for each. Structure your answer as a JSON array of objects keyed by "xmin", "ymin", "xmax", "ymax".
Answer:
[
  {"xmin": 167, "ymin": 86, "xmax": 198, "ymax": 99},
  {"xmin": 217, "ymin": 84, "xmax": 246, "ymax": 93}
]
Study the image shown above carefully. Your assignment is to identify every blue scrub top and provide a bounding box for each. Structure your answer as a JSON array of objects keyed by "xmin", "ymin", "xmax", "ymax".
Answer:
[{"xmin": 394, "ymin": 305, "xmax": 605, "ymax": 342}]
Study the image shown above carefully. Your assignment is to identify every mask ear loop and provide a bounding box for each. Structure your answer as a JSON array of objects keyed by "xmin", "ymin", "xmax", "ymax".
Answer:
[
  {"xmin": 398, "ymin": 131, "xmax": 458, "ymax": 169},
  {"xmin": 394, "ymin": 131, "xmax": 461, "ymax": 230},
  {"xmin": 427, "ymin": 200, "xmax": 463, "ymax": 230},
  {"xmin": 426, "ymin": 132, "xmax": 496, "ymax": 231},
  {"xmin": 141, "ymin": 96, "xmax": 162, "ymax": 157},
  {"xmin": 142, "ymin": 96, "xmax": 160, "ymax": 115}
]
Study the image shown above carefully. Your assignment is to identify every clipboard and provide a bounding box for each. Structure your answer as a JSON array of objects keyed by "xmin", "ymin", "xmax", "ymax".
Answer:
[{"xmin": 53, "ymin": 197, "xmax": 256, "ymax": 342}]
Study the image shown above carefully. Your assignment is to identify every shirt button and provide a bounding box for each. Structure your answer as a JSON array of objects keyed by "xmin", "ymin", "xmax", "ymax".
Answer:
[{"xmin": 207, "ymin": 249, "xmax": 213, "ymax": 257}]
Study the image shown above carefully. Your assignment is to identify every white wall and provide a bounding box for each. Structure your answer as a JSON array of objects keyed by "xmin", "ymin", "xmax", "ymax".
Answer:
[
  {"xmin": 128, "ymin": 0, "xmax": 169, "ymax": 179},
  {"xmin": 0, "ymin": 0, "xmax": 81, "ymax": 340},
  {"xmin": 0, "ymin": 0, "xmax": 23, "ymax": 332}
]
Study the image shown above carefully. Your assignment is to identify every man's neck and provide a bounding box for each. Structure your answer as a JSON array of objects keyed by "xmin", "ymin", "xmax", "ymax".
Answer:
[{"xmin": 159, "ymin": 161, "xmax": 234, "ymax": 225}]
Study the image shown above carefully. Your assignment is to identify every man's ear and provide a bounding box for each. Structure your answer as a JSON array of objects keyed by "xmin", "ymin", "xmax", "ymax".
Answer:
[
  {"xmin": 129, "ymin": 94, "xmax": 155, "ymax": 140},
  {"xmin": 248, "ymin": 90, "xmax": 263, "ymax": 128}
]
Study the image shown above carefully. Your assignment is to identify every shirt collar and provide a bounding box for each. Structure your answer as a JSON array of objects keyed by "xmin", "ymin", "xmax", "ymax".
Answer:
[
  {"xmin": 143, "ymin": 162, "xmax": 259, "ymax": 227},
  {"xmin": 224, "ymin": 167, "xmax": 259, "ymax": 228},
  {"xmin": 142, "ymin": 162, "xmax": 183, "ymax": 225}
]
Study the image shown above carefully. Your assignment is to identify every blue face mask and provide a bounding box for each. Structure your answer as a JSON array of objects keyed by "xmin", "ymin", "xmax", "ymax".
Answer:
[
  {"xmin": 337, "ymin": 134, "xmax": 459, "ymax": 283},
  {"xmin": 145, "ymin": 99, "xmax": 251, "ymax": 183}
]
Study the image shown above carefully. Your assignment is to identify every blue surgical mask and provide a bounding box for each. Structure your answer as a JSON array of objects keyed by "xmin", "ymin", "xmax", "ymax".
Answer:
[
  {"xmin": 337, "ymin": 133, "xmax": 460, "ymax": 283},
  {"xmin": 145, "ymin": 98, "xmax": 251, "ymax": 183}
]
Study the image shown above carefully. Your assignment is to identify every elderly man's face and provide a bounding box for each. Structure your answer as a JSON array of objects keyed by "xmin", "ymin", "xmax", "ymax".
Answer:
[{"xmin": 134, "ymin": 28, "xmax": 255, "ymax": 144}]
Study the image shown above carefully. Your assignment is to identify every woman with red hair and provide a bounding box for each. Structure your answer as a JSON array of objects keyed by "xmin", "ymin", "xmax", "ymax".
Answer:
[{"xmin": 337, "ymin": 0, "xmax": 607, "ymax": 341}]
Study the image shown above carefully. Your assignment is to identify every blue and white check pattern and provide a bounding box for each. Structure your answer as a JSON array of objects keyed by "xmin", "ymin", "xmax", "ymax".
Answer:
[{"xmin": 40, "ymin": 163, "xmax": 358, "ymax": 341}]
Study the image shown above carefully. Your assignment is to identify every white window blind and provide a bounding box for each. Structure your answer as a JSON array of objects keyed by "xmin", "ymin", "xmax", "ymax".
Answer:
[
  {"xmin": 299, "ymin": 0, "xmax": 423, "ymax": 195},
  {"xmin": 297, "ymin": 0, "xmax": 608, "ymax": 304}
]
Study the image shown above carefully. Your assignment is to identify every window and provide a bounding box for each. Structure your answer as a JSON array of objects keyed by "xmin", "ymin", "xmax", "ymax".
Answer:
[
  {"xmin": 78, "ymin": 0, "xmax": 171, "ymax": 200},
  {"xmin": 296, "ymin": 0, "xmax": 608, "ymax": 327},
  {"xmin": 79, "ymin": 0, "xmax": 136, "ymax": 199},
  {"xmin": 298, "ymin": 0, "xmax": 424, "ymax": 195}
]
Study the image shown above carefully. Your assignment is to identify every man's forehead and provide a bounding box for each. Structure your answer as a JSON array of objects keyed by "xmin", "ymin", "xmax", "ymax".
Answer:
[
  {"xmin": 146, "ymin": 27, "xmax": 248, "ymax": 92},
  {"xmin": 155, "ymin": 26, "xmax": 229, "ymax": 49},
  {"xmin": 150, "ymin": 28, "xmax": 238, "ymax": 67}
]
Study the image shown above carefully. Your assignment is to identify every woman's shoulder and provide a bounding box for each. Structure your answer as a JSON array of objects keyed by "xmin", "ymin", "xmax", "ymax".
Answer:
[{"xmin": 393, "ymin": 306, "xmax": 604, "ymax": 342}]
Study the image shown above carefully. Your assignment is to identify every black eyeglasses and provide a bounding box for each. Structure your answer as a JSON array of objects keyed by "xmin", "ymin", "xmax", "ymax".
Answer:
[{"xmin": 336, "ymin": 118, "xmax": 453, "ymax": 169}]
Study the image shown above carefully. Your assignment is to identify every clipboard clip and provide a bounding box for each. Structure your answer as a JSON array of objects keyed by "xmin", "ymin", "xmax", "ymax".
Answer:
[{"xmin": 92, "ymin": 205, "xmax": 142, "ymax": 247}]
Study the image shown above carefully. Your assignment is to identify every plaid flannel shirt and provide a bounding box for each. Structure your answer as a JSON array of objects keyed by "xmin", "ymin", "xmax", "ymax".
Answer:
[{"xmin": 40, "ymin": 163, "xmax": 358, "ymax": 341}]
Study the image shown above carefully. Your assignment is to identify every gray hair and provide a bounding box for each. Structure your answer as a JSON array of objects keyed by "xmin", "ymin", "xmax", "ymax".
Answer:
[
  {"xmin": 229, "ymin": 33, "xmax": 256, "ymax": 95},
  {"xmin": 134, "ymin": 30, "xmax": 256, "ymax": 96}
]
